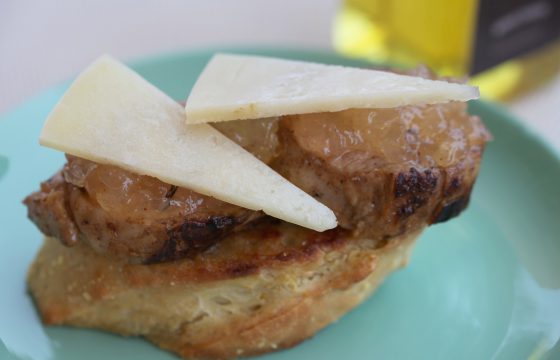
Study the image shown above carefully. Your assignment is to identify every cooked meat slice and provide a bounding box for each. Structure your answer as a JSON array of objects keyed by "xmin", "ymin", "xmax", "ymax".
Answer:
[
  {"xmin": 24, "ymin": 172, "xmax": 79, "ymax": 246},
  {"xmin": 272, "ymin": 102, "xmax": 490, "ymax": 238},
  {"xmin": 25, "ymin": 70, "xmax": 490, "ymax": 264},
  {"xmin": 24, "ymin": 156, "xmax": 262, "ymax": 263}
]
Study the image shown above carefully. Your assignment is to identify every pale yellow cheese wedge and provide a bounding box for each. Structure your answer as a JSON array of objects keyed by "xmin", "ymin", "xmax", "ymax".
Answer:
[
  {"xmin": 40, "ymin": 55, "xmax": 337, "ymax": 232},
  {"xmin": 185, "ymin": 54, "xmax": 479, "ymax": 124}
]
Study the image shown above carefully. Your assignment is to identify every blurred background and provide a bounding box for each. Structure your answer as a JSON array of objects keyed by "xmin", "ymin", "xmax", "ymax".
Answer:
[{"xmin": 1, "ymin": 0, "xmax": 559, "ymax": 149}]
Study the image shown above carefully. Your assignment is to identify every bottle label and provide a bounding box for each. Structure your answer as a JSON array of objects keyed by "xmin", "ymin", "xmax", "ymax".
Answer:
[{"xmin": 471, "ymin": 0, "xmax": 560, "ymax": 74}]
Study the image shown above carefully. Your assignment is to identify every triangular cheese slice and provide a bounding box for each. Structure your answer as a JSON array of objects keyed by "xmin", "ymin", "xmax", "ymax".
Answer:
[
  {"xmin": 40, "ymin": 55, "xmax": 337, "ymax": 232},
  {"xmin": 185, "ymin": 54, "xmax": 479, "ymax": 124}
]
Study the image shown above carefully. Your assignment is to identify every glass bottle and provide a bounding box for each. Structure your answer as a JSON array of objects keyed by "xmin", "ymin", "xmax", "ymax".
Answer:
[{"xmin": 333, "ymin": 0, "xmax": 560, "ymax": 100}]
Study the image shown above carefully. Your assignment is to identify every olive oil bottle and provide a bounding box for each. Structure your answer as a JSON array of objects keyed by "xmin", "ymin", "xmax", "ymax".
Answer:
[{"xmin": 334, "ymin": 0, "xmax": 560, "ymax": 100}]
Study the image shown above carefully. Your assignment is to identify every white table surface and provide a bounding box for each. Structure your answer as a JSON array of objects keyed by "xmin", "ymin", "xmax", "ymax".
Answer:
[{"xmin": 1, "ymin": 0, "xmax": 559, "ymax": 151}]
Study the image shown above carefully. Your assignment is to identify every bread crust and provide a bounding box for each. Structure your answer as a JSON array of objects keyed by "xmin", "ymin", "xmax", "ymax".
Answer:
[{"xmin": 28, "ymin": 222, "xmax": 421, "ymax": 359}]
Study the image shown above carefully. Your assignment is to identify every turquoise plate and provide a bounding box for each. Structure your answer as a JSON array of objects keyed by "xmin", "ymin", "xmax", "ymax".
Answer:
[{"xmin": 1, "ymin": 48, "xmax": 559, "ymax": 360}]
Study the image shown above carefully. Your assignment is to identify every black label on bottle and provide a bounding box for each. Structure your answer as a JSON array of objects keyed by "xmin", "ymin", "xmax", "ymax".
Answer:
[{"xmin": 471, "ymin": 0, "xmax": 560, "ymax": 74}]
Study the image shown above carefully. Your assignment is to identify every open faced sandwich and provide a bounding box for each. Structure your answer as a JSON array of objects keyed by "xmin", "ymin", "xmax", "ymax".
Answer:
[{"xmin": 24, "ymin": 54, "xmax": 490, "ymax": 359}]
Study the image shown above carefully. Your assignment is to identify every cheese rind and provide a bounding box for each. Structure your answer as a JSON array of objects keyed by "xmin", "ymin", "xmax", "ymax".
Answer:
[
  {"xmin": 39, "ymin": 55, "xmax": 337, "ymax": 232},
  {"xmin": 185, "ymin": 54, "xmax": 479, "ymax": 124}
]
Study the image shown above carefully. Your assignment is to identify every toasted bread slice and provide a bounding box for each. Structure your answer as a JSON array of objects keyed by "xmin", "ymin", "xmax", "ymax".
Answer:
[{"xmin": 28, "ymin": 222, "xmax": 421, "ymax": 359}]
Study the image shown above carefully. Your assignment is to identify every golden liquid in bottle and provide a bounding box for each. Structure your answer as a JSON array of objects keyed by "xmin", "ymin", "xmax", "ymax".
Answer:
[{"xmin": 334, "ymin": 0, "xmax": 560, "ymax": 101}]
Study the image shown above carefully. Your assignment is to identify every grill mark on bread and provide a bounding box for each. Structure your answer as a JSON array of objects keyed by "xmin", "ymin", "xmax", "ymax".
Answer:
[{"xmin": 122, "ymin": 224, "xmax": 352, "ymax": 285}]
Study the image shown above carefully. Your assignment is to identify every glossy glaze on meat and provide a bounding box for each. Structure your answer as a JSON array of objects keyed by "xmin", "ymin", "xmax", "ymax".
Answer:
[{"xmin": 212, "ymin": 117, "xmax": 279, "ymax": 164}]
